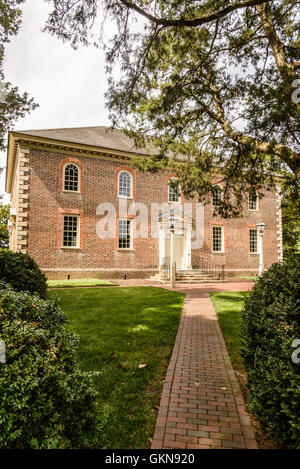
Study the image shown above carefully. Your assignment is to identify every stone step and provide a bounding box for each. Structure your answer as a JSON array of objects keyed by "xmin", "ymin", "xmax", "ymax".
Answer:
[
  {"xmin": 177, "ymin": 269, "xmax": 223, "ymax": 273},
  {"xmin": 176, "ymin": 272, "xmax": 218, "ymax": 277},
  {"xmin": 176, "ymin": 280, "xmax": 223, "ymax": 283},
  {"xmin": 150, "ymin": 278, "xmax": 223, "ymax": 284},
  {"xmin": 149, "ymin": 275, "xmax": 222, "ymax": 283},
  {"xmin": 176, "ymin": 273, "xmax": 216, "ymax": 277},
  {"xmin": 151, "ymin": 273, "xmax": 220, "ymax": 278},
  {"xmin": 150, "ymin": 269, "xmax": 225, "ymax": 283}
]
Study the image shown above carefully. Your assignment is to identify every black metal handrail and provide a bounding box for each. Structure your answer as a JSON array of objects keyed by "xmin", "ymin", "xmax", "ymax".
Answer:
[
  {"xmin": 199, "ymin": 257, "xmax": 225, "ymax": 280},
  {"xmin": 162, "ymin": 257, "xmax": 176, "ymax": 281},
  {"xmin": 162, "ymin": 257, "xmax": 170, "ymax": 280}
]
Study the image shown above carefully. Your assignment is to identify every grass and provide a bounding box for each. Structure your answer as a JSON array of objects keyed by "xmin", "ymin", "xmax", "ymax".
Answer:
[
  {"xmin": 210, "ymin": 291, "xmax": 250, "ymax": 371},
  {"xmin": 47, "ymin": 278, "xmax": 117, "ymax": 288},
  {"xmin": 236, "ymin": 275, "xmax": 258, "ymax": 281},
  {"xmin": 48, "ymin": 286, "xmax": 185, "ymax": 449}
]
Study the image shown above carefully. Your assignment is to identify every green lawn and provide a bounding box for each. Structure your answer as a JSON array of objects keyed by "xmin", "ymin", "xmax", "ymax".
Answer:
[
  {"xmin": 210, "ymin": 291, "xmax": 250, "ymax": 371},
  {"xmin": 49, "ymin": 286, "xmax": 185, "ymax": 449},
  {"xmin": 47, "ymin": 278, "xmax": 117, "ymax": 288},
  {"xmin": 236, "ymin": 275, "xmax": 258, "ymax": 281}
]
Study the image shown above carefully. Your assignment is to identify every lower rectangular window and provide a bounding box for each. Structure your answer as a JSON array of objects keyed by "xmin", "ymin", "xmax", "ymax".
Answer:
[
  {"xmin": 212, "ymin": 225, "xmax": 223, "ymax": 252},
  {"xmin": 249, "ymin": 228, "xmax": 258, "ymax": 253},
  {"xmin": 62, "ymin": 215, "xmax": 79, "ymax": 248},
  {"xmin": 118, "ymin": 218, "xmax": 132, "ymax": 250}
]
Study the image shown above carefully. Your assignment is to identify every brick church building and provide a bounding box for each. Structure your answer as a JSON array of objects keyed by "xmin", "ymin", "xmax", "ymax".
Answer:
[{"xmin": 5, "ymin": 126, "xmax": 283, "ymax": 280}]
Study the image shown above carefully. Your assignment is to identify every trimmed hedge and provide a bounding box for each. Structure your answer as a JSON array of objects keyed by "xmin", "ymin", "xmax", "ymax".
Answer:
[
  {"xmin": 241, "ymin": 254, "xmax": 300, "ymax": 449},
  {"xmin": 0, "ymin": 250, "xmax": 47, "ymax": 298},
  {"xmin": 0, "ymin": 283, "xmax": 105, "ymax": 448}
]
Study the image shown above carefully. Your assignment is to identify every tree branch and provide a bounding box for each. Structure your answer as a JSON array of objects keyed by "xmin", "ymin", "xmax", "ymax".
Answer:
[
  {"xmin": 202, "ymin": 78, "xmax": 300, "ymax": 177},
  {"xmin": 256, "ymin": 3, "xmax": 296, "ymax": 81},
  {"xmin": 119, "ymin": 0, "xmax": 271, "ymax": 27}
]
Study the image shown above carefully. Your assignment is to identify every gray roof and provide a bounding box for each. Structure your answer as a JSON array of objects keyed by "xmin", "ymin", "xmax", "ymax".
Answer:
[{"xmin": 14, "ymin": 125, "xmax": 153, "ymax": 155}]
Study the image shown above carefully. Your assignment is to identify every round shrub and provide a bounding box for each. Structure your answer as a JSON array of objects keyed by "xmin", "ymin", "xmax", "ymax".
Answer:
[
  {"xmin": 0, "ymin": 250, "xmax": 47, "ymax": 298},
  {"xmin": 241, "ymin": 254, "xmax": 300, "ymax": 449},
  {"xmin": 0, "ymin": 284, "xmax": 105, "ymax": 448}
]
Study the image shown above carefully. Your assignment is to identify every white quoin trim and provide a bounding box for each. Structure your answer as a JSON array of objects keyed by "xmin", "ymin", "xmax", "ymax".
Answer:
[
  {"xmin": 14, "ymin": 146, "xmax": 30, "ymax": 253},
  {"xmin": 275, "ymin": 185, "xmax": 283, "ymax": 262}
]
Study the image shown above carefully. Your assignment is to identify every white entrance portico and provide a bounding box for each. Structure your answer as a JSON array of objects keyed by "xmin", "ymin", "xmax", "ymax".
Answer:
[{"xmin": 158, "ymin": 208, "xmax": 193, "ymax": 271}]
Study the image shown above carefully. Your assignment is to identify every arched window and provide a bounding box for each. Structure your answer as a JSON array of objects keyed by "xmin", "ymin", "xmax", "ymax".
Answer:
[
  {"xmin": 168, "ymin": 178, "xmax": 181, "ymax": 203},
  {"xmin": 118, "ymin": 170, "xmax": 132, "ymax": 198},
  {"xmin": 212, "ymin": 185, "xmax": 223, "ymax": 207},
  {"xmin": 63, "ymin": 163, "xmax": 80, "ymax": 192}
]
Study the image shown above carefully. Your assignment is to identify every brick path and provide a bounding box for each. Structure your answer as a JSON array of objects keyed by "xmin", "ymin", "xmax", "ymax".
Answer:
[{"xmin": 151, "ymin": 283, "xmax": 257, "ymax": 449}]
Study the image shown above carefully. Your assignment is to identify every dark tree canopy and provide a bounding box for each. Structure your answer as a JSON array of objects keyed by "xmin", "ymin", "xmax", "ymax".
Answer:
[
  {"xmin": 0, "ymin": 0, "xmax": 38, "ymax": 151},
  {"xmin": 282, "ymin": 188, "xmax": 300, "ymax": 255},
  {"xmin": 44, "ymin": 0, "xmax": 300, "ymax": 216},
  {"xmin": 0, "ymin": 203, "xmax": 9, "ymax": 248}
]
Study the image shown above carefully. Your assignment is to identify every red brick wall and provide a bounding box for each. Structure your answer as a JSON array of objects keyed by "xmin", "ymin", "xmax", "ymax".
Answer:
[{"xmin": 23, "ymin": 148, "xmax": 280, "ymax": 278}]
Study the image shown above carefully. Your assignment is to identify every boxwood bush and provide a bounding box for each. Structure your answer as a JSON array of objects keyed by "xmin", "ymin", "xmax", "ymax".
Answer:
[
  {"xmin": 241, "ymin": 254, "xmax": 300, "ymax": 449},
  {"xmin": 0, "ymin": 283, "xmax": 105, "ymax": 448},
  {"xmin": 0, "ymin": 250, "xmax": 47, "ymax": 298}
]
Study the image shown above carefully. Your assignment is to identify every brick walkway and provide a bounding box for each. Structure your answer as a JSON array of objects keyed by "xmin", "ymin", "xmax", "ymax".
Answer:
[{"xmin": 151, "ymin": 284, "xmax": 257, "ymax": 449}]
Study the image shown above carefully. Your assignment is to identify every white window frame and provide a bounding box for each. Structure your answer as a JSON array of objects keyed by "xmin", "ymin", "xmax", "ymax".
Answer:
[
  {"xmin": 248, "ymin": 190, "xmax": 258, "ymax": 211},
  {"xmin": 118, "ymin": 170, "xmax": 133, "ymax": 199},
  {"xmin": 63, "ymin": 163, "xmax": 81, "ymax": 193},
  {"xmin": 212, "ymin": 184, "xmax": 223, "ymax": 208},
  {"xmin": 117, "ymin": 218, "xmax": 133, "ymax": 250},
  {"xmin": 212, "ymin": 225, "xmax": 224, "ymax": 253},
  {"xmin": 168, "ymin": 178, "xmax": 181, "ymax": 203},
  {"xmin": 62, "ymin": 214, "xmax": 80, "ymax": 249},
  {"xmin": 249, "ymin": 228, "xmax": 258, "ymax": 254}
]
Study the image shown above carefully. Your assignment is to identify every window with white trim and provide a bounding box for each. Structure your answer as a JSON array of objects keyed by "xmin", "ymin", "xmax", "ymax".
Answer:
[
  {"xmin": 63, "ymin": 163, "xmax": 80, "ymax": 192},
  {"xmin": 118, "ymin": 218, "xmax": 132, "ymax": 250},
  {"xmin": 249, "ymin": 228, "xmax": 258, "ymax": 253},
  {"xmin": 212, "ymin": 185, "xmax": 223, "ymax": 207},
  {"xmin": 118, "ymin": 170, "xmax": 132, "ymax": 198},
  {"xmin": 248, "ymin": 190, "xmax": 258, "ymax": 211},
  {"xmin": 168, "ymin": 178, "xmax": 180, "ymax": 203},
  {"xmin": 212, "ymin": 225, "xmax": 224, "ymax": 252},
  {"xmin": 62, "ymin": 215, "xmax": 80, "ymax": 248}
]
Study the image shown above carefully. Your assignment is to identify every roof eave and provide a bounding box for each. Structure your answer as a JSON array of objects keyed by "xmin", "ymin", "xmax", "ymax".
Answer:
[{"xmin": 5, "ymin": 130, "xmax": 155, "ymax": 194}]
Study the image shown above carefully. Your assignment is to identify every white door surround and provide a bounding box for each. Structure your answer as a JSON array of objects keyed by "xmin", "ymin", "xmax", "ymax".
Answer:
[{"xmin": 159, "ymin": 209, "xmax": 192, "ymax": 271}]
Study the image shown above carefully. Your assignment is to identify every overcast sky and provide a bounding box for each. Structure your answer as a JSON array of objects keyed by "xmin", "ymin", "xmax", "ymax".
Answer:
[{"xmin": 0, "ymin": 0, "xmax": 114, "ymax": 200}]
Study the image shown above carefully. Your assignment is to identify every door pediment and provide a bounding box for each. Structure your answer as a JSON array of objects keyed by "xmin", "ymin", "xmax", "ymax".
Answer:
[{"xmin": 159, "ymin": 208, "xmax": 192, "ymax": 226}]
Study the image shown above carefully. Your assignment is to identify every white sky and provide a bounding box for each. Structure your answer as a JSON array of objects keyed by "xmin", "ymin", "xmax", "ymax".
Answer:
[{"xmin": 0, "ymin": 0, "xmax": 113, "ymax": 201}]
